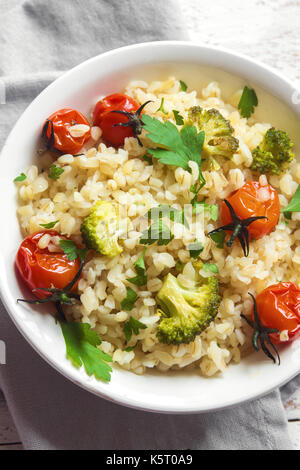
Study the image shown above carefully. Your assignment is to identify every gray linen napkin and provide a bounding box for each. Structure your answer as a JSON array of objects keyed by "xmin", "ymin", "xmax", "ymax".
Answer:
[{"xmin": 0, "ymin": 0, "xmax": 298, "ymax": 450}]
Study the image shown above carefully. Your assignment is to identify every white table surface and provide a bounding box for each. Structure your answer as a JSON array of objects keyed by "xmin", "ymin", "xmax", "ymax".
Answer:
[{"xmin": 0, "ymin": 0, "xmax": 300, "ymax": 450}]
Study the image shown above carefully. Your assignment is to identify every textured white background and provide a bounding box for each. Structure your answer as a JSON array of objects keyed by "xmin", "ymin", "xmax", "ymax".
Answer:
[{"xmin": 0, "ymin": 0, "xmax": 300, "ymax": 450}]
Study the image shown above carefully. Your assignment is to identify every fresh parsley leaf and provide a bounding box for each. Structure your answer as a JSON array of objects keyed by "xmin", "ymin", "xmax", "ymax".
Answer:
[
  {"xmin": 203, "ymin": 262, "xmax": 219, "ymax": 274},
  {"xmin": 238, "ymin": 86, "xmax": 258, "ymax": 118},
  {"xmin": 188, "ymin": 241, "xmax": 204, "ymax": 259},
  {"xmin": 140, "ymin": 219, "xmax": 174, "ymax": 246},
  {"xmin": 48, "ymin": 165, "xmax": 64, "ymax": 180},
  {"xmin": 40, "ymin": 220, "xmax": 59, "ymax": 229},
  {"xmin": 148, "ymin": 204, "xmax": 189, "ymax": 229},
  {"xmin": 59, "ymin": 239, "xmax": 88, "ymax": 261},
  {"xmin": 173, "ymin": 110, "xmax": 184, "ymax": 126},
  {"xmin": 157, "ymin": 97, "xmax": 168, "ymax": 115},
  {"xmin": 127, "ymin": 247, "xmax": 147, "ymax": 287},
  {"xmin": 193, "ymin": 201, "xmax": 218, "ymax": 221},
  {"xmin": 14, "ymin": 173, "xmax": 27, "ymax": 182},
  {"xmin": 179, "ymin": 80, "xmax": 188, "ymax": 92},
  {"xmin": 125, "ymin": 345, "xmax": 136, "ymax": 352},
  {"xmin": 123, "ymin": 316, "xmax": 147, "ymax": 342},
  {"xmin": 142, "ymin": 115, "xmax": 205, "ymax": 186},
  {"xmin": 59, "ymin": 321, "xmax": 112, "ymax": 382},
  {"xmin": 142, "ymin": 154, "xmax": 153, "ymax": 165},
  {"xmin": 209, "ymin": 231, "xmax": 226, "ymax": 249},
  {"xmin": 134, "ymin": 247, "xmax": 146, "ymax": 274},
  {"xmin": 121, "ymin": 287, "xmax": 138, "ymax": 311},
  {"xmin": 282, "ymin": 184, "xmax": 300, "ymax": 215}
]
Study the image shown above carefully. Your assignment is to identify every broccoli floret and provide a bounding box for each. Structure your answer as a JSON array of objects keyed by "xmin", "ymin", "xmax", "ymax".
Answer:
[
  {"xmin": 156, "ymin": 273, "xmax": 221, "ymax": 345},
  {"xmin": 251, "ymin": 127, "xmax": 295, "ymax": 175},
  {"xmin": 188, "ymin": 106, "xmax": 239, "ymax": 165},
  {"xmin": 81, "ymin": 201, "xmax": 123, "ymax": 258}
]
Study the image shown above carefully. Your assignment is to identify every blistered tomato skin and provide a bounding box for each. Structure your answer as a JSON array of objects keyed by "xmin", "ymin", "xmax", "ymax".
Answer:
[
  {"xmin": 93, "ymin": 93, "xmax": 141, "ymax": 147},
  {"xmin": 16, "ymin": 231, "xmax": 81, "ymax": 299},
  {"xmin": 254, "ymin": 282, "xmax": 300, "ymax": 344},
  {"xmin": 44, "ymin": 108, "xmax": 91, "ymax": 154},
  {"xmin": 221, "ymin": 181, "xmax": 280, "ymax": 240}
]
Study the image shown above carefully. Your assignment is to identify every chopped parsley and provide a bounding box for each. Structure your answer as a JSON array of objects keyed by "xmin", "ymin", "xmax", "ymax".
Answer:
[
  {"xmin": 140, "ymin": 219, "xmax": 174, "ymax": 246},
  {"xmin": 193, "ymin": 201, "xmax": 219, "ymax": 221},
  {"xmin": 173, "ymin": 110, "xmax": 184, "ymax": 126},
  {"xmin": 14, "ymin": 173, "xmax": 27, "ymax": 182},
  {"xmin": 282, "ymin": 184, "xmax": 300, "ymax": 217},
  {"xmin": 40, "ymin": 220, "xmax": 59, "ymax": 229},
  {"xmin": 127, "ymin": 247, "xmax": 147, "ymax": 287},
  {"xmin": 121, "ymin": 287, "xmax": 138, "ymax": 311},
  {"xmin": 48, "ymin": 165, "xmax": 64, "ymax": 180},
  {"xmin": 123, "ymin": 316, "xmax": 147, "ymax": 342},
  {"xmin": 209, "ymin": 231, "xmax": 226, "ymax": 249},
  {"xmin": 59, "ymin": 239, "xmax": 88, "ymax": 261},
  {"xmin": 60, "ymin": 321, "xmax": 112, "ymax": 382},
  {"xmin": 188, "ymin": 241, "xmax": 204, "ymax": 259},
  {"xmin": 179, "ymin": 80, "xmax": 188, "ymax": 92},
  {"xmin": 148, "ymin": 204, "xmax": 189, "ymax": 229},
  {"xmin": 238, "ymin": 86, "xmax": 258, "ymax": 118},
  {"xmin": 157, "ymin": 97, "xmax": 168, "ymax": 115}
]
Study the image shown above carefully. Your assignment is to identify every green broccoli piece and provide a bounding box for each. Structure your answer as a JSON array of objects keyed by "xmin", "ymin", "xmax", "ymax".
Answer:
[
  {"xmin": 81, "ymin": 201, "xmax": 123, "ymax": 258},
  {"xmin": 251, "ymin": 127, "xmax": 295, "ymax": 175},
  {"xmin": 188, "ymin": 106, "xmax": 239, "ymax": 166},
  {"xmin": 156, "ymin": 273, "xmax": 221, "ymax": 345}
]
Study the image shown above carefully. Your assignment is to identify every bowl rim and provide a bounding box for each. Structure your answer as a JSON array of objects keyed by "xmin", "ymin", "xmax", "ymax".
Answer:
[{"xmin": 1, "ymin": 40, "xmax": 300, "ymax": 414}]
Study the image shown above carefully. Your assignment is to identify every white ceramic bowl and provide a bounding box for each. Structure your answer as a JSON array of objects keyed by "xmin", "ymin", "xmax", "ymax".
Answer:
[{"xmin": 1, "ymin": 41, "xmax": 300, "ymax": 414}]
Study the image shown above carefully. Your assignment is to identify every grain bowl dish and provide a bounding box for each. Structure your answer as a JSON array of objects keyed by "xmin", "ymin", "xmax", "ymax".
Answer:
[{"xmin": 14, "ymin": 75, "xmax": 300, "ymax": 383}]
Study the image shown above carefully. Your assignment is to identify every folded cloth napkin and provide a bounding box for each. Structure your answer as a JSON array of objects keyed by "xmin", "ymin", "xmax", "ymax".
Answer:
[{"xmin": 0, "ymin": 0, "xmax": 299, "ymax": 450}]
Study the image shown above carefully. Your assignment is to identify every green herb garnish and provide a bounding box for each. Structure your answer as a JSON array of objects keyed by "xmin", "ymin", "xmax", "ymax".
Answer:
[
  {"xmin": 209, "ymin": 231, "xmax": 226, "ymax": 248},
  {"xmin": 59, "ymin": 239, "xmax": 87, "ymax": 262},
  {"xmin": 127, "ymin": 247, "xmax": 147, "ymax": 287},
  {"xmin": 142, "ymin": 115, "xmax": 205, "ymax": 187},
  {"xmin": 281, "ymin": 184, "xmax": 300, "ymax": 217},
  {"xmin": 48, "ymin": 165, "xmax": 64, "ymax": 180},
  {"xmin": 238, "ymin": 86, "xmax": 258, "ymax": 118},
  {"xmin": 121, "ymin": 287, "xmax": 138, "ymax": 311},
  {"xmin": 148, "ymin": 204, "xmax": 189, "ymax": 229},
  {"xmin": 173, "ymin": 110, "xmax": 184, "ymax": 126},
  {"xmin": 140, "ymin": 219, "xmax": 174, "ymax": 246},
  {"xmin": 14, "ymin": 173, "xmax": 27, "ymax": 182},
  {"xmin": 179, "ymin": 80, "xmax": 188, "ymax": 92},
  {"xmin": 60, "ymin": 321, "xmax": 112, "ymax": 382},
  {"xmin": 188, "ymin": 241, "xmax": 204, "ymax": 259},
  {"xmin": 193, "ymin": 201, "xmax": 218, "ymax": 221},
  {"xmin": 157, "ymin": 97, "xmax": 168, "ymax": 115},
  {"xmin": 123, "ymin": 316, "xmax": 147, "ymax": 342},
  {"xmin": 40, "ymin": 220, "xmax": 59, "ymax": 229}
]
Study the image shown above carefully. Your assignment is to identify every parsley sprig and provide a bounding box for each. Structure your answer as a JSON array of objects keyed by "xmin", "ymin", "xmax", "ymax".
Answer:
[
  {"xmin": 59, "ymin": 239, "xmax": 88, "ymax": 261},
  {"xmin": 60, "ymin": 321, "xmax": 112, "ymax": 382},
  {"xmin": 48, "ymin": 165, "xmax": 64, "ymax": 180},
  {"xmin": 238, "ymin": 86, "xmax": 258, "ymax": 118},
  {"xmin": 127, "ymin": 247, "xmax": 147, "ymax": 287},
  {"xmin": 281, "ymin": 184, "xmax": 300, "ymax": 217},
  {"xmin": 140, "ymin": 219, "xmax": 174, "ymax": 246},
  {"xmin": 142, "ymin": 115, "xmax": 205, "ymax": 186},
  {"xmin": 123, "ymin": 316, "xmax": 147, "ymax": 342},
  {"xmin": 121, "ymin": 287, "xmax": 138, "ymax": 311}
]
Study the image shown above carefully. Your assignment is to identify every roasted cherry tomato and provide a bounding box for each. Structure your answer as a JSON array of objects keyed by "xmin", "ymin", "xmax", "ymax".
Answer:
[
  {"xmin": 254, "ymin": 282, "xmax": 300, "ymax": 344},
  {"xmin": 43, "ymin": 108, "xmax": 91, "ymax": 154},
  {"xmin": 16, "ymin": 231, "xmax": 81, "ymax": 299},
  {"xmin": 221, "ymin": 181, "xmax": 280, "ymax": 240},
  {"xmin": 93, "ymin": 93, "xmax": 141, "ymax": 147}
]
